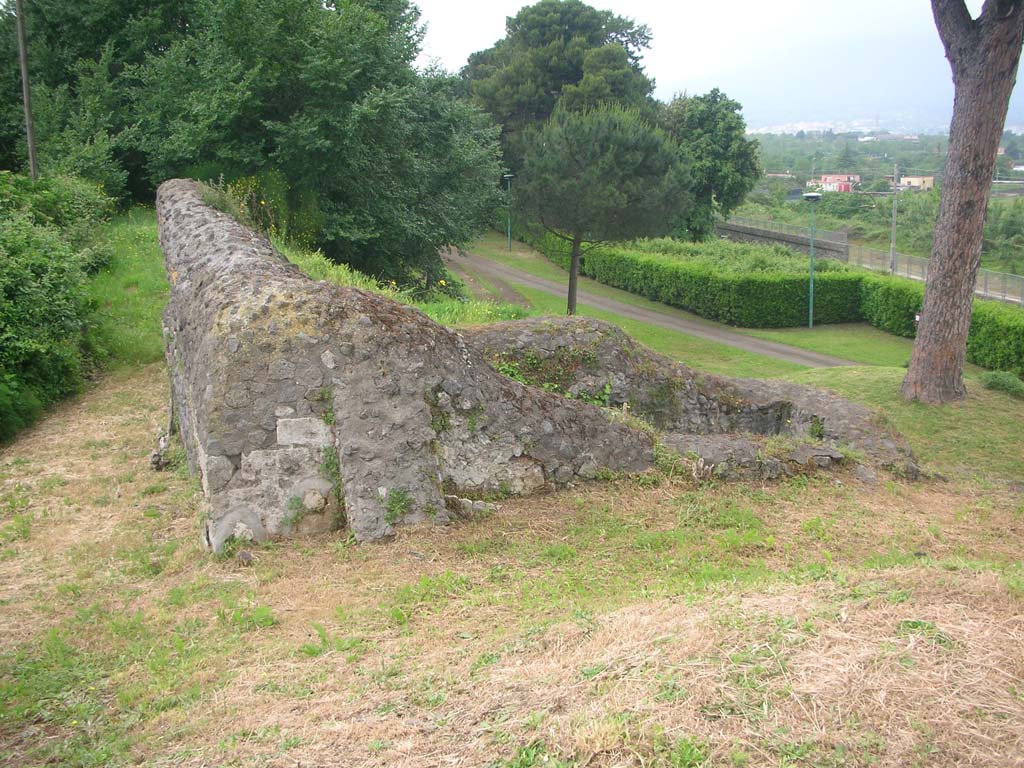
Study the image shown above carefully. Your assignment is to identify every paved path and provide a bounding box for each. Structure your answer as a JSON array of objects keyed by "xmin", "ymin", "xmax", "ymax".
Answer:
[{"xmin": 447, "ymin": 248, "xmax": 856, "ymax": 369}]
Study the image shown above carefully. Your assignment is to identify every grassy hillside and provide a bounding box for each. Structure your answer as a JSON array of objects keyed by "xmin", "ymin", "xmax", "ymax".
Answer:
[{"xmin": 0, "ymin": 213, "xmax": 1021, "ymax": 767}]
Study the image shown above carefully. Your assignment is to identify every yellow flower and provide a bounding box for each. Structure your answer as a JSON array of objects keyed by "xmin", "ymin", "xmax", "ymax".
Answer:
[
  {"xmin": 260, "ymin": 200, "xmax": 266, "ymax": 206},
  {"xmin": 439, "ymin": 279, "xmax": 447, "ymax": 286}
]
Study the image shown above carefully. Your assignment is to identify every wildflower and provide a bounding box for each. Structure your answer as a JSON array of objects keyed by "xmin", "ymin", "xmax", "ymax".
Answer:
[
  {"xmin": 260, "ymin": 200, "xmax": 266, "ymax": 206},
  {"xmin": 439, "ymin": 279, "xmax": 447, "ymax": 286}
]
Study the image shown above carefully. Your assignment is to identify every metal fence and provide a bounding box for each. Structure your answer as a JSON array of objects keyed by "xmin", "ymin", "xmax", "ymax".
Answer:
[
  {"xmin": 726, "ymin": 216, "xmax": 848, "ymax": 245},
  {"xmin": 725, "ymin": 217, "xmax": 1024, "ymax": 307}
]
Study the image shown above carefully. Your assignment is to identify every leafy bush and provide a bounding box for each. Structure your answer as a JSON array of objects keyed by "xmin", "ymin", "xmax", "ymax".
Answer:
[
  {"xmin": 0, "ymin": 216, "xmax": 89, "ymax": 440},
  {"xmin": 979, "ymin": 370, "xmax": 1024, "ymax": 399},
  {"xmin": 967, "ymin": 300, "xmax": 1024, "ymax": 376},
  {"xmin": 859, "ymin": 275, "xmax": 924, "ymax": 337},
  {"xmin": 0, "ymin": 172, "xmax": 114, "ymax": 440},
  {"xmin": 0, "ymin": 171, "xmax": 114, "ymax": 250}
]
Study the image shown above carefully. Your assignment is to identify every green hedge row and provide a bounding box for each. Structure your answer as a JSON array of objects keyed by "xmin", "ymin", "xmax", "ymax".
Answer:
[
  {"xmin": 0, "ymin": 173, "xmax": 113, "ymax": 441},
  {"xmin": 524, "ymin": 229, "xmax": 1024, "ymax": 375},
  {"xmin": 529, "ymin": 232, "xmax": 863, "ymax": 328},
  {"xmin": 583, "ymin": 246, "xmax": 863, "ymax": 327},
  {"xmin": 859, "ymin": 275, "xmax": 925, "ymax": 337},
  {"xmin": 968, "ymin": 301, "xmax": 1024, "ymax": 376}
]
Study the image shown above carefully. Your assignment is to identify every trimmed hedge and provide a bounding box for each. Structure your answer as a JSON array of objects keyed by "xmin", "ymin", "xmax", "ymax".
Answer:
[
  {"xmin": 968, "ymin": 300, "xmax": 1024, "ymax": 377},
  {"xmin": 859, "ymin": 275, "xmax": 924, "ymax": 338},
  {"xmin": 523, "ymin": 227, "xmax": 1024, "ymax": 375},
  {"xmin": 583, "ymin": 246, "xmax": 863, "ymax": 327}
]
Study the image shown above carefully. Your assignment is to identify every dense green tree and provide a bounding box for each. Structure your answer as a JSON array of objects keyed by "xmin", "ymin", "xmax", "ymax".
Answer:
[
  {"xmin": 2, "ymin": 0, "xmax": 502, "ymax": 284},
  {"xmin": 836, "ymin": 142, "xmax": 857, "ymax": 170},
  {"xmin": 559, "ymin": 44, "xmax": 651, "ymax": 112},
  {"xmin": 515, "ymin": 105, "xmax": 690, "ymax": 313},
  {"xmin": 0, "ymin": 0, "xmax": 198, "ymax": 196},
  {"xmin": 659, "ymin": 89, "xmax": 760, "ymax": 240},
  {"xmin": 463, "ymin": 0, "xmax": 653, "ymax": 163},
  {"xmin": 132, "ymin": 0, "xmax": 501, "ymax": 283}
]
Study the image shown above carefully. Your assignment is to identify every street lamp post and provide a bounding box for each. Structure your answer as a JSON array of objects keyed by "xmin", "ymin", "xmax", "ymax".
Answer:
[
  {"xmin": 803, "ymin": 192, "xmax": 821, "ymax": 328},
  {"xmin": 503, "ymin": 173, "xmax": 515, "ymax": 252}
]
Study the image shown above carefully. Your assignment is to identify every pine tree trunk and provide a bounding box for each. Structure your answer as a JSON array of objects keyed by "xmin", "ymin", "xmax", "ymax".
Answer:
[
  {"xmin": 567, "ymin": 234, "xmax": 582, "ymax": 315},
  {"xmin": 902, "ymin": 0, "xmax": 1024, "ymax": 403}
]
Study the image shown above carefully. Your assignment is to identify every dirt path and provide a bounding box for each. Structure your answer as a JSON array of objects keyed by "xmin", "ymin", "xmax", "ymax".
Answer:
[
  {"xmin": 443, "ymin": 247, "xmax": 528, "ymax": 306},
  {"xmin": 457, "ymin": 248, "xmax": 856, "ymax": 369}
]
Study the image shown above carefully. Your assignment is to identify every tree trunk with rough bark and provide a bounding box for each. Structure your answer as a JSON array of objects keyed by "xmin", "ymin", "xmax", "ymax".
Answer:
[
  {"xmin": 567, "ymin": 233, "xmax": 583, "ymax": 315},
  {"xmin": 902, "ymin": 0, "xmax": 1024, "ymax": 403}
]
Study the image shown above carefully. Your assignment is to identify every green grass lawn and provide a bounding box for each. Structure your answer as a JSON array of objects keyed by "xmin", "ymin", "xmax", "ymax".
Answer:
[
  {"xmin": 513, "ymin": 286, "xmax": 804, "ymax": 379},
  {"xmin": 795, "ymin": 365, "xmax": 1024, "ymax": 480},
  {"xmin": 87, "ymin": 208, "xmax": 169, "ymax": 368},
  {"xmin": 745, "ymin": 324, "xmax": 914, "ymax": 368},
  {"xmin": 2, "ymin": 209, "xmax": 1022, "ymax": 768}
]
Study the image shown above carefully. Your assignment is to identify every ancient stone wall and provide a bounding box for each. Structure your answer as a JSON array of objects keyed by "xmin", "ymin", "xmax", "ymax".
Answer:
[
  {"xmin": 158, "ymin": 180, "xmax": 654, "ymax": 550},
  {"xmin": 462, "ymin": 317, "xmax": 918, "ymax": 479}
]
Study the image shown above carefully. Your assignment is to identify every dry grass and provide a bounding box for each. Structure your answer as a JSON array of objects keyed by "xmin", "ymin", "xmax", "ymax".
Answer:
[{"xmin": 1, "ymin": 366, "xmax": 1022, "ymax": 768}]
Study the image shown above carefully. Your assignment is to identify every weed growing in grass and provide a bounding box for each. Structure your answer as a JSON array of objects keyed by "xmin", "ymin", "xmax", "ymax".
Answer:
[
  {"xmin": 496, "ymin": 741, "xmax": 573, "ymax": 768},
  {"xmin": 896, "ymin": 620, "xmax": 957, "ymax": 649},
  {"xmin": 472, "ymin": 652, "xmax": 501, "ymax": 674},
  {"xmin": 298, "ymin": 622, "xmax": 369, "ymax": 660},
  {"xmin": 218, "ymin": 604, "xmax": 277, "ymax": 632},
  {"xmin": 1, "ymin": 512, "xmax": 32, "ymax": 545},
  {"xmin": 578, "ymin": 663, "xmax": 607, "ymax": 681},
  {"xmin": 654, "ymin": 674, "xmax": 689, "ymax": 702},
  {"xmin": 666, "ymin": 736, "xmax": 709, "ymax": 768}
]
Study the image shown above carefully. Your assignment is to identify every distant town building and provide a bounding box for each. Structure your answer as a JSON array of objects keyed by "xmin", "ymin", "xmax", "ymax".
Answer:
[
  {"xmin": 857, "ymin": 135, "xmax": 878, "ymax": 143},
  {"xmin": 899, "ymin": 175, "xmax": 935, "ymax": 191},
  {"xmin": 1013, "ymin": 164, "xmax": 1024, "ymax": 172},
  {"xmin": 807, "ymin": 174, "xmax": 861, "ymax": 193},
  {"xmin": 764, "ymin": 172, "xmax": 796, "ymax": 179}
]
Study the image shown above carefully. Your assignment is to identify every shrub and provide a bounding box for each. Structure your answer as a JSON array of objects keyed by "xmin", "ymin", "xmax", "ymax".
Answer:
[
  {"xmin": 0, "ymin": 215, "xmax": 89, "ymax": 440},
  {"xmin": 0, "ymin": 171, "xmax": 114, "ymax": 250},
  {"xmin": 967, "ymin": 300, "xmax": 1024, "ymax": 376},
  {"xmin": 0, "ymin": 172, "xmax": 113, "ymax": 441},
  {"xmin": 979, "ymin": 370, "xmax": 1024, "ymax": 399},
  {"xmin": 860, "ymin": 275, "xmax": 924, "ymax": 337}
]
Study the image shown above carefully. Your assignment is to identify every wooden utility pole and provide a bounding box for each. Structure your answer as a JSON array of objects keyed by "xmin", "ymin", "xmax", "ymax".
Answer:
[{"xmin": 15, "ymin": 0, "xmax": 38, "ymax": 180}]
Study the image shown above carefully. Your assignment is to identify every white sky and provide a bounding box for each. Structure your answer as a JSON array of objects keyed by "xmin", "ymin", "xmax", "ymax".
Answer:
[{"xmin": 413, "ymin": 0, "xmax": 1022, "ymax": 131}]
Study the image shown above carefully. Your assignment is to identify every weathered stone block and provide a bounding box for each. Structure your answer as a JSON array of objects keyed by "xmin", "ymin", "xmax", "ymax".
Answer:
[{"xmin": 277, "ymin": 417, "xmax": 333, "ymax": 447}]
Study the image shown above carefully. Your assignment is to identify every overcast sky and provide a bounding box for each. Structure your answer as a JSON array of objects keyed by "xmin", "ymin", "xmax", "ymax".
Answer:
[{"xmin": 413, "ymin": 0, "xmax": 1024, "ymax": 133}]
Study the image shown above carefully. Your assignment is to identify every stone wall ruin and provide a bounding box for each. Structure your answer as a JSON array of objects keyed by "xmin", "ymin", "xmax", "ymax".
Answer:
[
  {"xmin": 159, "ymin": 180, "xmax": 654, "ymax": 549},
  {"xmin": 159, "ymin": 179, "xmax": 917, "ymax": 551}
]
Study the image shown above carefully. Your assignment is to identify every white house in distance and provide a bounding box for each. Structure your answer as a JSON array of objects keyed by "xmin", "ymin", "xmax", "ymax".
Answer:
[
  {"xmin": 892, "ymin": 175, "xmax": 935, "ymax": 191},
  {"xmin": 807, "ymin": 174, "xmax": 860, "ymax": 192}
]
